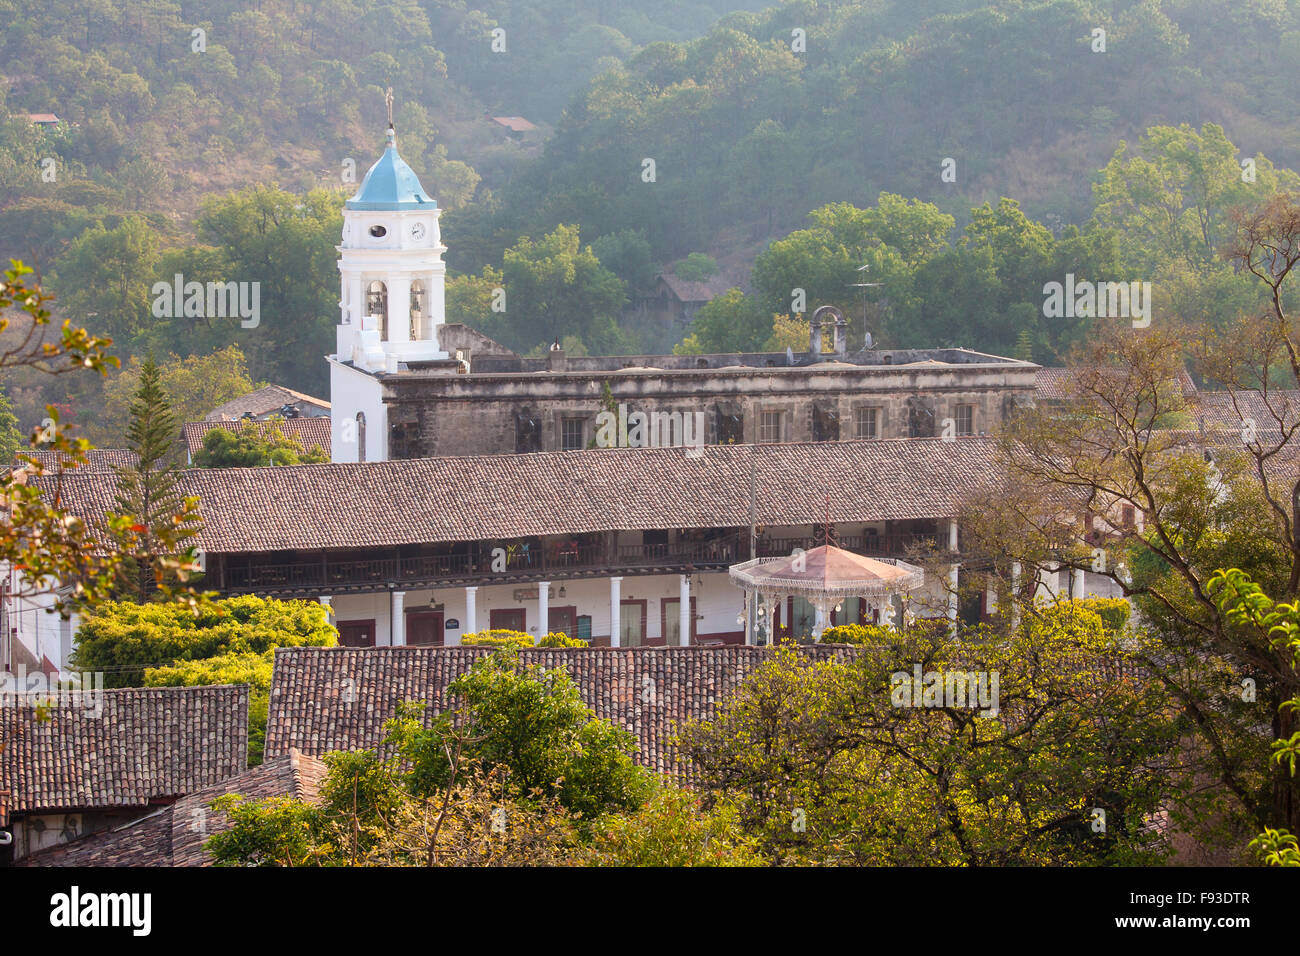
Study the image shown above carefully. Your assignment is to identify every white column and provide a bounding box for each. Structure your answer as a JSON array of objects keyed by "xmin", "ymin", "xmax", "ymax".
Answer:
[
  {"xmin": 947, "ymin": 565, "xmax": 959, "ymax": 625},
  {"xmin": 391, "ymin": 590, "xmax": 406, "ymax": 646},
  {"xmin": 428, "ymin": 263, "xmax": 447, "ymax": 330},
  {"xmin": 347, "ymin": 276, "xmax": 362, "ymax": 325},
  {"xmin": 319, "ymin": 595, "xmax": 333, "ymax": 618},
  {"xmin": 1037, "ymin": 567, "xmax": 1059, "ymax": 601},
  {"xmin": 464, "ymin": 586, "xmax": 478, "ymax": 636},
  {"xmin": 609, "ymin": 576, "xmax": 623, "ymax": 647},
  {"xmin": 1070, "ymin": 567, "xmax": 1086, "ymax": 599},
  {"xmin": 388, "ymin": 276, "xmax": 411, "ymax": 342},
  {"xmin": 1010, "ymin": 561, "xmax": 1022, "ymax": 628},
  {"xmin": 537, "ymin": 581, "xmax": 550, "ymax": 643},
  {"xmin": 946, "ymin": 519, "xmax": 960, "ymax": 628},
  {"xmin": 679, "ymin": 574, "xmax": 691, "ymax": 646}
]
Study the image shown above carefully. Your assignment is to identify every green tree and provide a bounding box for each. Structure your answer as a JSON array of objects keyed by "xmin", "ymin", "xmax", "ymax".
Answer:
[
  {"xmin": 91, "ymin": 345, "xmax": 255, "ymax": 447},
  {"xmin": 0, "ymin": 381, "xmax": 22, "ymax": 462},
  {"xmin": 393, "ymin": 652, "xmax": 654, "ymax": 820},
  {"xmin": 1209, "ymin": 569, "xmax": 1300, "ymax": 866},
  {"xmin": 111, "ymin": 356, "xmax": 197, "ymax": 599},
  {"xmin": 680, "ymin": 605, "xmax": 1180, "ymax": 865},
  {"xmin": 673, "ymin": 252, "xmax": 719, "ymax": 283},
  {"xmin": 1092, "ymin": 123, "xmax": 1300, "ymax": 275},
  {"xmin": 193, "ymin": 418, "xmax": 328, "ymax": 468},
  {"xmin": 51, "ymin": 217, "xmax": 160, "ymax": 350},
  {"xmin": 675, "ymin": 287, "xmax": 769, "ymax": 354},
  {"xmin": 195, "ymin": 186, "xmax": 343, "ymax": 392},
  {"xmin": 72, "ymin": 594, "xmax": 336, "ymax": 687},
  {"xmin": 583, "ymin": 787, "xmax": 764, "ymax": 866},
  {"xmin": 495, "ymin": 224, "xmax": 627, "ymax": 354}
]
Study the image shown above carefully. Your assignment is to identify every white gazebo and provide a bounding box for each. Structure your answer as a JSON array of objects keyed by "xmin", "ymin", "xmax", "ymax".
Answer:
[{"xmin": 729, "ymin": 544, "xmax": 925, "ymax": 644}]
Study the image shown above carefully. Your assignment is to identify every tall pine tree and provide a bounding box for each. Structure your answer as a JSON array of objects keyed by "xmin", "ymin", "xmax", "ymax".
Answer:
[{"xmin": 112, "ymin": 356, "xmax": 197, "ymax": 599}]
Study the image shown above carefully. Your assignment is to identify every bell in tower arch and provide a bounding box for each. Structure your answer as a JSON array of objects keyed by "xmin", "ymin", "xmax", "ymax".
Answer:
[
  {"xmin": 410, "ymin": 280, "xmax": 425, "ymax": 340},
  {"xmin": 367, "ymin": 280, "xmax": 389, "ymax": 338}
]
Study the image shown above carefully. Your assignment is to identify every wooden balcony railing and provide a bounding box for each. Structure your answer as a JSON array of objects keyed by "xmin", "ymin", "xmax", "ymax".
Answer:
[{"xmin": 221, "ymin": 530, "xmax": 941, "ymax": 594}]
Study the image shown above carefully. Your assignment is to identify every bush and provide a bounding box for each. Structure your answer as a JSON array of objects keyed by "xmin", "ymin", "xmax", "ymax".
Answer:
[
  {"xmin": 460, "ymin": 629, "xmax": 534, "ymax": 649},
  {"xmin": 583, "ymin": 787, "xmax": 765, "ymax": 866},
  {"xmin": 538, "ymin": 631, "xmax": 588, "ymax": 648},
  {"xmin": 1076, "ymin": 597, "xmax": 1131, "ymax": 633},
  {"xmin": 461, "ymin": 629, "xmax": 589, "ymax": 649},
  {"xmin": 818, "ymin": 623, "xmax": 897, "ymax": 645}
]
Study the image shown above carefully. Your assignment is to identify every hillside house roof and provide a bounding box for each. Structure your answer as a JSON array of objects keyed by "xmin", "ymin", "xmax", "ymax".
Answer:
[
  {"xmin": 490, "ymin": 116, "xmax": 537, "ymax": 132},
  {"xmin": 656, "ymin": 273, "xmax": 732, "ymax": 304}
]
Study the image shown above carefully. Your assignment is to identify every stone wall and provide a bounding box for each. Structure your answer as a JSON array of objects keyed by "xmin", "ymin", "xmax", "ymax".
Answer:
[{"xmin": 382, "ymin": 360, "xmax": 1037, "ymax": 458}]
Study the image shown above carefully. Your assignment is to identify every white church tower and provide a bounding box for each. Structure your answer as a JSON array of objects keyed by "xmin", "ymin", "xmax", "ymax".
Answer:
[{"xmin": 329, "ymin": 117, "xmax": 448, "ymax": 462}]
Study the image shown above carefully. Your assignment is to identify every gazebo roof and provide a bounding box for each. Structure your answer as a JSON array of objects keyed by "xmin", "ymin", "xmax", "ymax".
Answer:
[{"xmin": 729, "ymin": 544, "xmax": 924, "ymax": 599}]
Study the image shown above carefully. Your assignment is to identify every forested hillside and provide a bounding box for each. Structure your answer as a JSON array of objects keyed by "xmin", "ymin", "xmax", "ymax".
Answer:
[{"xmin": 3, "ymin": 0, "xmax": 1300, "ymax": 441}]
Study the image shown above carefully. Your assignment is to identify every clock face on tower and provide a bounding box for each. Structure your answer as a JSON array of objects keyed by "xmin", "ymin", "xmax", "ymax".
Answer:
[{"xmin": 411, "ymin": 222, "xmax": 426, "ymax": 240}]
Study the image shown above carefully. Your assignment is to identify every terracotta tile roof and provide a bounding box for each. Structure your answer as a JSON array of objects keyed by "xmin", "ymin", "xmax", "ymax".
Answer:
[
  {"xmin": 21, "ymin": 449, "xmax": 137, "ymax": 472},
  {"xmin": 0, "ymin": 685, "xmax": 249, "ymax": 818},
  {"xmin": 1035, "ymin": 366, "xmax": 1197, "ymax": 402},
  {"xmin": 181, "ymin": 417, "xmax": 332, "ymax": 457},
  {"xmin": 204, "ymin": 385, "xmax": 330, "ymax": 421},
  {"xmin": 1194, "ymin": 390, "xmax": 1300, "ymax": 434},
  {"xmin": 32, "ymin": 438, "xmax": 996, "ymax": 554},
  {"xmin": 265, "ymin": 646, "xmax": 849, "ymax": 778},
  {"xmin": 18, "ymin": 749, "xmax": 326, "ymax": 867}
]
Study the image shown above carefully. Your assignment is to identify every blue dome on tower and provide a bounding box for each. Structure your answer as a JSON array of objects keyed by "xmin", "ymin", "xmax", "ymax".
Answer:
[{"xmin": 345, "ymin": 127, "xmax": 436, "ymax": 211}]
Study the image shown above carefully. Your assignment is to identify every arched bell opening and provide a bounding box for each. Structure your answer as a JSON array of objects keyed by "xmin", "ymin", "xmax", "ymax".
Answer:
[{"xmin": 366, "ymin": 280, "xmax": 389, "ymax": 339}]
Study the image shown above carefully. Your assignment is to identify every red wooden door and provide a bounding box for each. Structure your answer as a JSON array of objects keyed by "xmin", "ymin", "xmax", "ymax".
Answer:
[
  {"xmin": 406, "ymin": 610, "xmax": 444, "ymax": 646},
  {"xmin": 337, "ymin": 619, "xmax": 376, "ymax": 647}
]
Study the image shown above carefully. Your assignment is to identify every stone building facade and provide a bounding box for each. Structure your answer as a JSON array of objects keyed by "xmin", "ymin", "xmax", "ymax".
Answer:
[{"xmin": 381, "ymin": 339, "xmax": 1039, "ymax": 460}]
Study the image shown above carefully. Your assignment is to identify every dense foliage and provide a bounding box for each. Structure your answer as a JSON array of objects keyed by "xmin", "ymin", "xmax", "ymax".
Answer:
[
  {"xmin": 71, "ymin": 594, "xmax": 337, "ymax": 687},
  {"xmin": 193, "ymin": 418, "xmax": 328, "ymax": 468}
]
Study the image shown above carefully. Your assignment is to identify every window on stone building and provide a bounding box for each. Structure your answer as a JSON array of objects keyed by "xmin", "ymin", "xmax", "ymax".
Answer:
[
  {"xmin": 715, "ymin": 403, "xmax": 744, "ymax": 444},
  {"xmin": 516, "ymin": 410, "xmax": 542, "ymax": 453},
  {"xmin": 956, "ymin": 404, "xmax": 975, "ymax": 436},
  {"xmin": 906, "ymin": 398, "xmax": 935, "ymax": 438},
  {"xmin": 854, "ymin": 406, "xmax": 880, "ymax": 439},
  {"xmin": 812, "ymin": 401, "xmax": 840, "ymax": 441},
  {"xmin": 760, "ymin": 410, "xmax": 783, "ymax": 443},
  {"xmin": 561, "ymin": 417, "xmax": 585, "ymax": 451}
]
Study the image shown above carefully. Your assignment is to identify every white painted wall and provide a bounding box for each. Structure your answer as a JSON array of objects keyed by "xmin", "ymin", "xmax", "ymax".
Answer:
[{"xmin": 328, "ymin": 359, "xmax": 388, "ymax": 463}]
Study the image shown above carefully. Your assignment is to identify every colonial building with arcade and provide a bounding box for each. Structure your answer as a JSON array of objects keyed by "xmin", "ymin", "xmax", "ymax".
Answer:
[{"xmin": 15, "ymin": 123, "xmax": 1084, "ymax": 672}]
